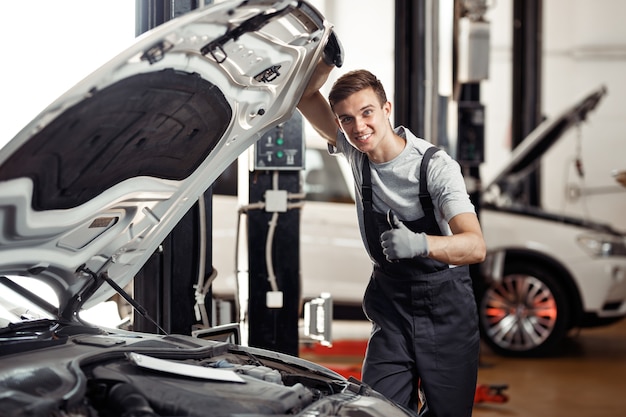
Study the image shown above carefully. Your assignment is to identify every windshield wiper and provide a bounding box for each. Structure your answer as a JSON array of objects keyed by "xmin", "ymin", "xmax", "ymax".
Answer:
[
  {"xmin": 0, "ymin": 317, "xmax": 57, "ymax": 335},
  {"xmin": 0, "ymin": 319, "xmax": 69, "ymax": 356}
]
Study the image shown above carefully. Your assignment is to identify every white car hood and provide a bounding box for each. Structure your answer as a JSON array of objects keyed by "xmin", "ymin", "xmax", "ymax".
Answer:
[
  {"xmin": 483, "ymin": 85, "xmax": 607, "ymax": 204},
  {"xmin": 0, "ymin": 0, "xmax": 335, "ymax": 318}
]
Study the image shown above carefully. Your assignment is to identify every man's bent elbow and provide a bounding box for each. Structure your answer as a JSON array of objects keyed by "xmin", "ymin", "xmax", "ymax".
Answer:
[{"xmin": 472, "ymin": 238, "xmax": 487, "ymax": 264}]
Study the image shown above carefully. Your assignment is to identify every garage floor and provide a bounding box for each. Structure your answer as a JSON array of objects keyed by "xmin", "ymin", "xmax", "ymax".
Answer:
[
  {"xmin": 474, "ymin": 318, "xmax": 626, "ymax": 417},
  {"xmin": 300, "ymin": 318, "xmax": 626, "ymax": 416}
]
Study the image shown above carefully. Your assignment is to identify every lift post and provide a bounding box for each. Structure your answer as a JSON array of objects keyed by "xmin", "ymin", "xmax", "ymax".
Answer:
[
  {"xmin": 133, "ymin": 0, "xmax": 214, "ymax": 335},
  {"xmin": 247, "ymin": 113, "xmax": 305, "ymax": 356}
]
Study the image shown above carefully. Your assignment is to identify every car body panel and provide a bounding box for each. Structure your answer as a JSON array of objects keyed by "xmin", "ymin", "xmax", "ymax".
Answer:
[
  {"xmin": 480, "ymin": 208, "xmax": 626, "ymax": 318},
  {"xmin": 484, "ymin": 85, "xmax": 607, "ymax": 195}
]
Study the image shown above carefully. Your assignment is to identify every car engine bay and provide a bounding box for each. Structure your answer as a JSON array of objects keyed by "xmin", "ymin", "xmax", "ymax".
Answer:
[{"xmin": 0, "ymin": 329, "xmax": 410, "ymax": 417}]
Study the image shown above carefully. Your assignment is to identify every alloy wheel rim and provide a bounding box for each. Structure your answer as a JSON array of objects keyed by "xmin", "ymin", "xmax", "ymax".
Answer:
[{"xmin": 481, "ymin": 274, "xmax": 558, "ymax": 351}]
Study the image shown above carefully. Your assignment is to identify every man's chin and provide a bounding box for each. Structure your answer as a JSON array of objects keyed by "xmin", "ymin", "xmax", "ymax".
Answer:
[
  {"xmin": 349, "ymin": 139, "xmax": 371, "ymax": 153},
  {"xmin": 350, "ymin": 144, "xmax": 369, "ymax": 154}
]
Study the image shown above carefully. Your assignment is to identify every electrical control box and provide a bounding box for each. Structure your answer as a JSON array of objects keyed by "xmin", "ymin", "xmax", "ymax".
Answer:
[
  {"xmin": 458, "ymin": 17, "xmax": 490, "ymax": 83},
  {"xmin": 457, "ymin": 101, "xmax": 485, "ymax": 166},
  {"xmin": 253, "ymin": 112, "xmax": 305, "ymax": 170}
]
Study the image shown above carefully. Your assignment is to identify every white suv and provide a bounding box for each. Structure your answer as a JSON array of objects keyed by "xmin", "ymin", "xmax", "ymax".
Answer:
[{"xmin": 477, "ymin": 86, "xmax": 626, "ymax": 356}]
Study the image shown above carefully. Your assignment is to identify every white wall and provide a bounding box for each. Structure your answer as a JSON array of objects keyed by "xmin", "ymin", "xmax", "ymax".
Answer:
[
  {"xmin": 541, "ymin": 0, "xmax": 626, "ymax": 229},
  {"xmin": 306, "ymin": 0, "xmax": 395, "ymax": 100},
  {"xmin": 480, "ymin": 1, "xmax": 513, "ymax": 186},
  {"xmin": 481, "ymin": 1, "xmax": 626, "ymax": 230},
  {"xmin": 0, "ymin": 0, "xmax": 136, "ymax": 147}
]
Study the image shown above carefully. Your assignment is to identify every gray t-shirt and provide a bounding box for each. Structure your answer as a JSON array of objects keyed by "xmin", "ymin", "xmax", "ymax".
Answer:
[{"xmin": 331, "ymin": 126, "xmax": 476, "ymax": 257}]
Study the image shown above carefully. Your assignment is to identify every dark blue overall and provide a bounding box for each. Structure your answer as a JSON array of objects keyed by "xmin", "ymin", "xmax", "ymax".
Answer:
[{"xmin": 360, "ymin": 147, "xmax": 479, "ymax": 417}]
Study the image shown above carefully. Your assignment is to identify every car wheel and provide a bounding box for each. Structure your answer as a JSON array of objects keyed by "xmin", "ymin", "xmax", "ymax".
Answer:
[{"xmin": 478, "ymin": 260, "xmax": 569, "ymax": 357}]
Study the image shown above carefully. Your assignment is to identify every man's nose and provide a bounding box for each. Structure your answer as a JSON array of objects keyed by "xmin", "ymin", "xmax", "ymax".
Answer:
[{"xmin": 354, "ymin": 116, "xmax": 366, "ymax": 131}]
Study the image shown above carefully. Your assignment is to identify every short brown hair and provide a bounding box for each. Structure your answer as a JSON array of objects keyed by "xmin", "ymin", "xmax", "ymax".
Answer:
[{"xmin": 328, "ymin": 70, "xmax": 388, "ymax": 111}]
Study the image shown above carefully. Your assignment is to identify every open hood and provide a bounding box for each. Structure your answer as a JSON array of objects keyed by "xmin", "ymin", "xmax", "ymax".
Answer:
[
  {"xmin": 0, "ymin": 0, "xmax": 339, "ymax": 319},
  {"xmin": 483, "ymin": 85, "xmax": 607, "ymax": 207}
]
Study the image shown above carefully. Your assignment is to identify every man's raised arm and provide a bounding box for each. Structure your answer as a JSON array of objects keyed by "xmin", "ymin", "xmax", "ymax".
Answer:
[{"xmin": 297, "ymin": 60, "xmax": 338, "ymax": 145}]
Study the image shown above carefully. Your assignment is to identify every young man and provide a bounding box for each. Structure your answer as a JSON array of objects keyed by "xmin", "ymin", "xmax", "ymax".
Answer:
[{"xmin": 298, "ymin": 63, "xmax": 486, "ymax": 417}]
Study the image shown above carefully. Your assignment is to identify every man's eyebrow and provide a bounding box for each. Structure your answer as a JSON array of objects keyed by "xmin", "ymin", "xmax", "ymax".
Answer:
[{"xmin": 337, "ymin": 104, "xmax": 376, "ymax": 119}]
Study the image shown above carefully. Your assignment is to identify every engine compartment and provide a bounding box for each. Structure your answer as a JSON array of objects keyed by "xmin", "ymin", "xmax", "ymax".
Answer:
[
  {"xmin": 86, "ymin": 350, "xmax": 326, "ymax": 416},
  {"xmin": 0, "ymin": 332, "xmax": 409, "ymax": 417}
]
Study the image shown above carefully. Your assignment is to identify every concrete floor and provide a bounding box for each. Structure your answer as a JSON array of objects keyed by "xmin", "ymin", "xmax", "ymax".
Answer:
[
  {"xmin": 301, "ymin": 318, "xmax": 626, "ymax": 416},
  {"xmin": 474, "ymin": 318, "xmax": 626, "ymax": 417}
]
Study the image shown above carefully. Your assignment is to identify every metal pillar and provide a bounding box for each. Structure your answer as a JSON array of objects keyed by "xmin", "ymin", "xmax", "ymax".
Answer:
[
  {"xmin": 133, "ymin": 196, "xmax": 213, "ymax": 334},
  {"xmin": 135, "ymin": 0, "xmax": 211, "ymax": 36},
  {"xmin": 454, "ymin": 0, "xmax": 490, "ymax": 296},
  {"xmin": 246, "ymin": 171, "xmax": 301, "ymax": 356},
  {"xmin": 394, "ymin": 0, "xmax": 427, "ymax": 138},
  {"xmin": 133, "ymin": 0, "xmax": 214, "ymax": 335},
  {"xmin": 247, "ymin": 114, "xmax": 304, "ymax": 357},
  {"xmin": 512, "ymin": 0, "xmax": 543, "ymax": 206}
]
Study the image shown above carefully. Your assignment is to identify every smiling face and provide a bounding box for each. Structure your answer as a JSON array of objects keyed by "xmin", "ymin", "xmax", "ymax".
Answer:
[{"xmin": 333, "ymin": 87, "xmax": 399, "ymax": 162}]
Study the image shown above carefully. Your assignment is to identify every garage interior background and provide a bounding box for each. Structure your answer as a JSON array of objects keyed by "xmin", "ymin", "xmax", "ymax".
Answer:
[
  {"xmin": 2, "ymin": 0, "xmax": 624, "ymax": 227},
  {"xmin": 1, "ymin": 0, "xmax": 625, "ymax": 350}
]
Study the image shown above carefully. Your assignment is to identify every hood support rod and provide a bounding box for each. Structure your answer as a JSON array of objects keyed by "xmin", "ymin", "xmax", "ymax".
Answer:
[{"xmin": 77, "ymin": 265, "xmax": 169, "ymax": 335}]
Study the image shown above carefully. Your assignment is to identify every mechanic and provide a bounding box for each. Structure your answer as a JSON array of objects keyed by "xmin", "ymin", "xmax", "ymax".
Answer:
[{"xmin": 297, "ymin": 62, "xmax": 486, "ymax": 417}]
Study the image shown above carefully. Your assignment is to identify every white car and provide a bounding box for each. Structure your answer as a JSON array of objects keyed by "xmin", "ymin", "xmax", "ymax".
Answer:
[
  {"xmin": 478, "ymin": 86, "xmax": 626, "ymax": 357},
  {"xmin": 0, "ymin": 2, "xmax": 416, "ymax": 416}
]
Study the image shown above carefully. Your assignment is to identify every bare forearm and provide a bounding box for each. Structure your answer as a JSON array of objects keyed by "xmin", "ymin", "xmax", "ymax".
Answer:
[
  {"xmin": 425, "ymin": 232, "xmax": 486, "ymax": 265},
  {"xmin": 297, "ymin": 91, "xmax": 337, "ymax": 145}
]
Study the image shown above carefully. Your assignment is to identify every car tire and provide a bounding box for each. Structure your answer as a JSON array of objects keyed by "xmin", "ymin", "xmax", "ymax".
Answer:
[{"xmin": 478, "ymin": 260, "xmax": 570, "ymax": 357}]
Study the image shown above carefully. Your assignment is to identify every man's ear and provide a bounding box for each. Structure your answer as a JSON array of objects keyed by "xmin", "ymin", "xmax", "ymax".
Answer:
[{"xmin": 383, "ymin": 100, "xmax": 392, "ymax": 117}]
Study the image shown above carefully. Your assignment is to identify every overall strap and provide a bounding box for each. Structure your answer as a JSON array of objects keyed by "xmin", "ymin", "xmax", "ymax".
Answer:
[
  {"xmin": 419, "ymin": 146, "xmax": 440, "ymax": 212},
  {"xmin": 360, "ymin": 147, "xmax": 440, "ymax": 266},
  {"xmin": 361, "ymin": 156, "xmax": 373, "ymax": 210},
  {"xmin": 361, "ymin": 156, "xmax": 383, "ymax": 265},
  {"xmin": 361, "ymin": 146, "xmax": 440, "ymax": 214}
]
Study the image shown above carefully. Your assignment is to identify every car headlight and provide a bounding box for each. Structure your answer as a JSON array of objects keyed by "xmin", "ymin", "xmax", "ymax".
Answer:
[{"xmin": 577, "ymin": 232, "xmax": 626, "ymax": 257}]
